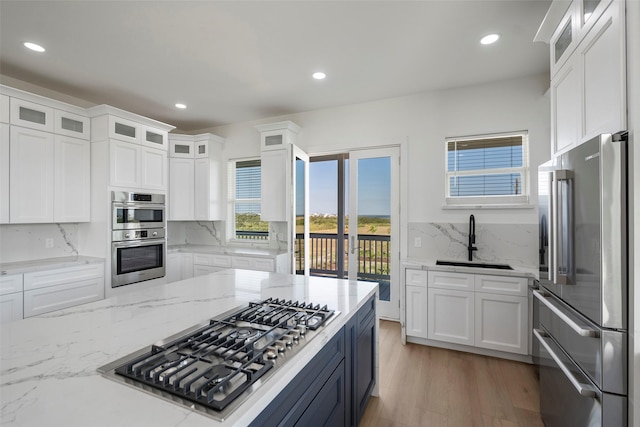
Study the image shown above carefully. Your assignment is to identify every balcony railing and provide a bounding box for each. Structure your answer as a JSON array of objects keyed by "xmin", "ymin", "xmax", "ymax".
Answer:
[
  {"xmin": 235, "ymin": 230, "xmax": 391, "ymax": 300},
  {"xmin": 295, "ymin": 233, "xmax": 390, "ymax": 282}
]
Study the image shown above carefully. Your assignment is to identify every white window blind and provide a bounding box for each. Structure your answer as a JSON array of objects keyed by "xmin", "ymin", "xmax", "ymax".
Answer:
[
  {"xmin": 445, "ymin": 132, "xmax": 529, "ymax": 205},
  {"xmin": 228, "ymin": 159, "xmax": 269, "ymax": 240}
]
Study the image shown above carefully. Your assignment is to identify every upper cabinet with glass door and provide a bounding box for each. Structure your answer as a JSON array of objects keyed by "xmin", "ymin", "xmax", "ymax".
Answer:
[
  {"xmin": 538, "ymin": 0, "xmax": 625, "ymax": 156},
  {"xmin": 88, "ymin": 105, "xmax": 173, "ymax": 150}
]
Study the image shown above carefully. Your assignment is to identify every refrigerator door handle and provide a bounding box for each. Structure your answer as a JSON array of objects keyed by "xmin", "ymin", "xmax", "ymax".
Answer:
[
  {"xmin": 552, "ymin": 169, "xmax": 574, "ymax": 285},
  {"xmin": 533, "ymin": 328, "xmax": 597, "ymax": 397},
  {"xmin": 533, "ymin": 290, "xmax": 599, "ymax": 337}
]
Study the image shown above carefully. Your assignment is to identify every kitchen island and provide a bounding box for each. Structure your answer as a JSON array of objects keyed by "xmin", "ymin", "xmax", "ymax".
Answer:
[{"xmin": 0, "ymin": 269, "xmax": 378, "ymax": 426}]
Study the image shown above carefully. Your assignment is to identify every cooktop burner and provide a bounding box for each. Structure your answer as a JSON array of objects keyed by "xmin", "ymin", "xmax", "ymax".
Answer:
[{"xmin": 98, "ymin": 298, "xmax": 338, "ymax": 421}]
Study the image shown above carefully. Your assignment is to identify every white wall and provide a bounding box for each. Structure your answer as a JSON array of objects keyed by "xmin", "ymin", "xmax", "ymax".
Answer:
[
  {"xmin": 211, "ymin": 73, "xmax": 551, "ymax": 228},
  {"xmin": 626, "ymin": 0, "xmax": 640, "ymax": 425}
]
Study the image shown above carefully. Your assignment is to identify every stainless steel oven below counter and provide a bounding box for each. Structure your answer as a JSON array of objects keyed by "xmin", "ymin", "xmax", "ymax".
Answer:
[{"xmin": 112, "ymin": 229, "xmax": 166, "ymax": 288}]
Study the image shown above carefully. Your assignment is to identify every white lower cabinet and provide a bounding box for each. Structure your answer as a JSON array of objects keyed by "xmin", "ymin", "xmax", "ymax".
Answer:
[
  {"xmin": 410, "ymin": 269, "xmax": 530, "ymax": 356},
  {"xmin": 23, "ymin": 263, "xmax": 104, "ymax": 318},
  {"xmin": 0, "ymin": 292, "xmax": 23, "ymax": 323},
  {"xmin": 427, "ymin": 288, "xmax": 475, "ymax": 346},
  {"xmin": 0, "ymin": 274, "xmax": 24, "ymax": 323},
  {"xmin": 231, "ymin": 256, "xmax": 275, "ymax": 272},
  {"xmin": 193, "ymin": 265, "xmax": 224, "ymax": 277},
  {"xmin": 166, "ymin": 253, "xmax": 182, "ymax": 283},
  {"xmin": 475, "ymin": 292, "xmax": 528, "ymax": 355},
  {"xmin": 405, "ymin": 268, "xmax": 428, "ymax": 338}
]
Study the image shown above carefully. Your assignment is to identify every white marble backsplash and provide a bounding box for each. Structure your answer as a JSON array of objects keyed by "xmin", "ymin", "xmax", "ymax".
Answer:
[
  {"xmin": 0, "ymin": 223, "xmax": 79, "ymax": 263},
  {"xmin": 407, "ymin": 222, "xmax": 538, "ymax": 270},
  {"xmin": 167, "ymin": 221, "xmax": 288, "ymax": 251}
]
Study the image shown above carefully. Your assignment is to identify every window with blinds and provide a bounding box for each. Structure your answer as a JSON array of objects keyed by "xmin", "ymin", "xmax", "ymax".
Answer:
[
  {"xmin": 228, "ymin": 159, "xmax": 269, "ymax": 240},
  {"xmin": 445, "ymin": 132, "xmax": 529, "ymax": 205}
]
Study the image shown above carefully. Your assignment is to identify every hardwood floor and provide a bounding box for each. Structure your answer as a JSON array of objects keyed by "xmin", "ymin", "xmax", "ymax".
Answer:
[{"xmin": 360, "ymin": 320, "xmax": 544, "ymax": 427}]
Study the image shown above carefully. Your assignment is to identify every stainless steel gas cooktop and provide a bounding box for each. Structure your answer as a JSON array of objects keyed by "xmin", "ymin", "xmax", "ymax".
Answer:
[{"xmin": 98, "ymin": 298, "xmax": 338, "ymax": 421}]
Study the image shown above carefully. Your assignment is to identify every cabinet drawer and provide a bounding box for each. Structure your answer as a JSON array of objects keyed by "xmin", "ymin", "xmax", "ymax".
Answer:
[
  {"xmin": 231, "ymin": 256, "xmax": 275, "ymax": 272},
  {"xmin": 474, "ymin": 275, "xmax": 528, "ymax": 297},
  {"xmin": 10, "ymin": 98, "xmax": 54, "ymax": 132},
  {"xmin": 405, "ymin": 268, "xmax": 427, "ymax": 288},
  {"xmin": 193, "ymin": 265, "xmax": 223, "ymax": 277},
  {"xmin": 211, "ymin": 255, "xmax": 231, "ymax": 268},
  {"xmin": 428, "ymin": 271, "xmax": 474, "ymax": 291},
  {"xmin": 24, "ymin": 263, "xmax": 104, "ymax": 291},
  {"xmin": 24, "ymin": 276, "xmax": 104, "ymax": 317},
  {"xmin": 54, "ymin": 110, "xmax": 90, "ymax": 140},
  {"xmin": 0, "ymin": 274, "xmax": 24, "ymax": 295},
  {"xmin": 192, "ymin": 253, "xmax": 214, "ymax": 266}
]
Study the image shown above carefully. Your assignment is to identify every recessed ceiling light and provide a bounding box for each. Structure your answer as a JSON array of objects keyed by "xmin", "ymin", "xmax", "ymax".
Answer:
[
  {"xmin": 24, "ymin": 42, "xmax": 45, "ymax": 52},
  {"xmin": 175, "ymin": 103, "xmax": 187, "ymax": 109},
  {"xmin": 312, "ymin": 72, "xmax": 326, "ymax": 80},
  {"xmin": 480, "ymin": 34, "xmax": 500, "ymax": 45}
]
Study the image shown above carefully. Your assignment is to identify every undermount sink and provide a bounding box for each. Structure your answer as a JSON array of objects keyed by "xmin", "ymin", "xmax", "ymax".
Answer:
[{"xmin": 435, "ymin": 260, "xmax": 513, "ymax": 270}]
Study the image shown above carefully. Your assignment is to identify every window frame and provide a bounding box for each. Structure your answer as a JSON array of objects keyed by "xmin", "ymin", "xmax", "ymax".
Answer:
[
  {"xmin": 444, "ymin": 131, "xmax": 530, "ymax": 207},
  {"xmin": 227, "ymin": 157, "xmax": 269, "ymax": 243}
]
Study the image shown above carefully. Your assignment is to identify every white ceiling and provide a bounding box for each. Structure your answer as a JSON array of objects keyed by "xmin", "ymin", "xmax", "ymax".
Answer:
[{"xmin": 0, "ymin": 1, "xmax": 551, "ymax": 132}]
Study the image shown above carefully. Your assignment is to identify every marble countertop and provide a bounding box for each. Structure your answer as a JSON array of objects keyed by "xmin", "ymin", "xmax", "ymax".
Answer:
[
  {"xmin": 0, "ymin": 255, "xmax": 105, "ymax": 276},
  {"xmin": 167, "ymin": 244, "xmax": 286, "ymax": 258},
  {"xmin": 402, "ymin": 257, "xmax": 538, "ymax": 278},
  {"xmin": 0, "ymin": 269, "xmax": 377, "ymax": 426}
]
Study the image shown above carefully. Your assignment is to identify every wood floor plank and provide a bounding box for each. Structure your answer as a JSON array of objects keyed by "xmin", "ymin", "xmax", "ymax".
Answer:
[{"xmin": 360, "ymin": 320, "xmax": 544, "ymax": 427}]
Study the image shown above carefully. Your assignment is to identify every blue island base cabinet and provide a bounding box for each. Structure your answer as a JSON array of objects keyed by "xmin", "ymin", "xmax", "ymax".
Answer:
[{"xmin": 251, "ymin": 294, "xmax": 376, "ymax": 427}]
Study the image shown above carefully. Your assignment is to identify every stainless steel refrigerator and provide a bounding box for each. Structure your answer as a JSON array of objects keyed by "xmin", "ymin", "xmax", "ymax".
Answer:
[{"xmin": 534, "ymin": 132, "xmax": 628, "ymax": 426}]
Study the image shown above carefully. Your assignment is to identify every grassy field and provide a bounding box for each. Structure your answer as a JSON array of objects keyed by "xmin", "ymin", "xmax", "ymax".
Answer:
[{"xmin": 235, "ymin": 213, "xmax": 391, "ymax": 236}]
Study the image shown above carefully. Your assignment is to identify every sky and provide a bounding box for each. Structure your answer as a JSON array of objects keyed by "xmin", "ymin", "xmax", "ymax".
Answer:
[{"xmin": 306, "ymin": 157, "xmax": 391, "ymax": 216}]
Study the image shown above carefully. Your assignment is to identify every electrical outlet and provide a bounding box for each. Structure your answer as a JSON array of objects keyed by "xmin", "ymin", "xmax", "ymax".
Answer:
[
  {"xmin": 414, "ymin": 237, "xmax": 422, "ymax": 248},
  {"xmin": 45, "ymin": 238, "xmax": 54, "ymax": 248}
]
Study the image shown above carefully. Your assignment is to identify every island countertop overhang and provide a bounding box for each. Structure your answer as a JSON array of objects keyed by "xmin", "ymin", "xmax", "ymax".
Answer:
[{"xmin": 0, "ymin": 269, "xmax": 378, "ymax": 426}]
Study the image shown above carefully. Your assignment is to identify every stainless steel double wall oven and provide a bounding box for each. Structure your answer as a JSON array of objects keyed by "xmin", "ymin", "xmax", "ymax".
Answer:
[
  {"xmin": 535, "ymin": 133, "xmax": 628, "ymax": 426},
  {"xmin": 111, "ymin": 191, "xmax": 166, "ymax": 287}
]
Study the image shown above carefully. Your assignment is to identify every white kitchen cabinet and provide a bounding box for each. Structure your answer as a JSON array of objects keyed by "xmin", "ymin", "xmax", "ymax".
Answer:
[
  {"xmin": 474, "ymin": 274, "xmax": 528, "ymax": 297},
  {"xmin": 405, "ymin": 268, "xmax": 428, "ymax": 338},
  {"xmin": 422, "ymin": 270, "xmax": 530, "ymax": 355},
  {"xmin": 0, "ymin": 292, "xmax": 23, "ymax": 323},
  {"xmin": 193, "ymin": 265, "xmax": 224, "ymax": 277},
  {"xmin": 141, "ymin": 125, "xmax": 168, "ymax": 150},
  {"xmin": 109, "ymin": 141, "xmax": 166, "ymax": 191},
  {"xmin": 427, "ymin": 270, "xmax": 475, "ymax": 291},
  {"xmin": 169, "ymin": 138, "xmax": 194, "ymax": 158},
  {"xmin": 0, "ymin": 123, "xmax": 9, "ymax": 224},
  {"xmin": 140, "ymin": 146, "xmax": 167, "ymax": 191},
  {"xmin": 23, "ymin": 263, "xmax": 104, "ymax": 317},
  {"xmin": 9, "ymin": 98, "xmax": 54, "ymax": 132},
  {"xmin": 0, "ymin": 274, "xmax": 24, "ymax": 323},
  {"xmin": 1, "ymin": 94, "xmax": 10, "ymax": 123},
  {"xmin": 54, "ymin": 134, "xmax": 90, "ymax": 222},
  {"xmin": 168, "ymin": 133, "xmax": 224, "ymax": 221},
  {"xmin": 54, "ymin": 109, "xmax": 90, "ymax": 140},
  {"xmin": 578, "ymin": 0, "xmax": 625, "ymax": 140},
  {"xmin": 260, "ymin": 148, "xmax": 288, "ymax": 222},
  {"xmin": 551, "ymin": 56, "xmax": 580, "ymax": 156},
  {"xmin": 427, "ymin": 287, "xmax": 475, "ymax": 346},
  {"xmin": 166, "ymin": 252, "xmax": 182, "ymax": 283},
  {"xmin": 231, "ymin": 256, "xmax": 275, "ymax": 272},
  {"xmin": 181, "ymin": 253, "xmax": 194, "ymax": 279},
  {"xmin": 256, "ymin": 121, "xmax": 301, "ymax": 222},
  {"xmin": 194, "ymin": 138, "xmax": 224, "ymax": 221},
  {"xmin": 169, "ymin": 158, "xmax": 195, "ymax": 220},
  {"xmin": 475, "ymin": 292, "xmax": 528, "ymax": 355},
  {"xmin": 9, "ymin": 126, "xmax": 54, "ymax": 223},
  {"xmin": 110, "ymin": 139, "xmax": 140, "ymax": 188},
  {"xmin": 546, "ymin": 0, "xmax": 626, "ymax": 157}
]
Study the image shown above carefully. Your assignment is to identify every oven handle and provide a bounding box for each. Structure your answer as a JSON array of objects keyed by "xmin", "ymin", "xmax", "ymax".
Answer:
[
  {"xmin": 533, "ymin": 328, "xmax": 597, "ymax": 397},
  {"xmin": 113, "ymin": 203, "xmax": 166, "ymax": 210},
  {"xmin": 533, "ymin": 289, "xmax": 599, "ymax": 337},
  {"xmin": 113, "ymin": 238, "xmax": 166, "ymax": 248}
]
